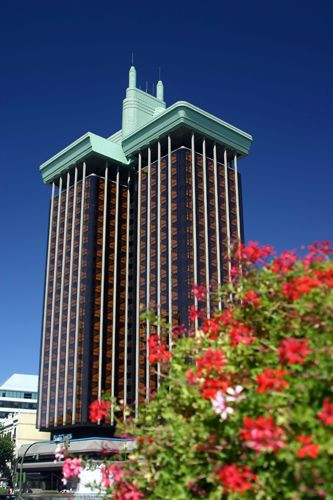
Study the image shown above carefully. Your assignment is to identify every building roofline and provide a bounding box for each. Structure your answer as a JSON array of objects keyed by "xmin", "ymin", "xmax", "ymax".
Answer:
[{"xmin": 122, "ymin": 100, "xmax": 253, "ymax": 157}]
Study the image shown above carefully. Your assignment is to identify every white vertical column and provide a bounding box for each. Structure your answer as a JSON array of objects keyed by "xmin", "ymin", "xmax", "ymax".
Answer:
[
  {"xmin": 98, "ymin": 164, "xmax": 108, "ymax": 401},
  {"xmin": 38, "ymin": 181, "xmax": 55, "ymax": 428},
  {"xmin": 146, "ymin": 148, "xmax": 151, "ymax": 402},
  {"xmin": 191, "ymin": 134, "xmax": 198, "ymax": 329},
  {"xmin": 123, "ymin": 173, "xmax": 130, "ymax": 420},
  {"xmin": 157, "ymin": 141, "xmax": 161, "ymax": 387},
  {"xmin": 224, "ymin": 150, "xmax": 231, "ymax": 282},
  {"xmin": 167, "ymin": 135, "xmax": 172, "ymax": 350},
  {"xmin": 202, "ymin": 139, "xmax": 210, "ymax": 317},
  {"xmin": 46, "ymin": 176, "xmax": 62, "ymax": 425},
  {"xmin": 135, "ymin": 153, "xmax": 142, "ymax": 417},
  {"xmin": 233, "ymin": 154, "xmax": 241, "ymax": 243},
  {"xmin": 72, "ymin": 162, "xmax": 86, "ymax": 425},
  {"xmin": 63, "ymin": 167, "xmax": 78, "ymax": 425},
  {"xmin": 54, "ymin": 172, "xmax": 70, "ymax": 424},
  {"xmin": 111, "ymin": 167, "xmax": 120, "ymax": 425},
  {"xmin": 213, "ymin": 144, "xmax": 222, "ymax": 309}
]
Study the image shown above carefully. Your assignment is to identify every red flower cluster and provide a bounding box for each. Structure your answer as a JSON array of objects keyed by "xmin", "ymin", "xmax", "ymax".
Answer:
[
  {"xmin": 257, "ymin": 368, "xmax": 289, "ymax": 394},
  {"xmin": 314, "ymin": 268, "xmax": 333, "ymax": 288},
  {"xmin": 281, "ymin": 275, "xmax": 320, "ymax": 301},
  {"xmin": 317, "ymin": 399, "xmax": 333, "ymax": 426},
  {"xmin": 89, "ymin": 399, "xmax": 110, "ymax": 423},
  {"xmin": 185, "ymin": 369, "xmax": 198, "ymax": 385},
  {"xmin": 271, "ymin": 250, "xmax": 298, "ymax": 274},
  {"xmin": 148, "ymin": 334, "xmax": 171, "ymax": 363},
  {"xmin": 107, "ymin": 464, "xmax": 143, "ymax": 500},
  {"xmin": 218, "ymin": 464, "xmax": 256, "ymax": 494},
  {"xmin": 240, "ymin": 415, "xmax": 285, "ymax": 453},
  {"xmin": 242, "ymin": 290, "xmax": 261, "ymax": 308},
  {"xmin": 196, "ymin": 348, "xmax": 226, "ymax": 377},
  {"xmin": 189, "ymin": 305, "xmax": 202, "ymax": 322},
  {"xmin": 229, "ymin": 322, "xmax": 255, "ymax": 347},
  {"xmin": 201, "ymin": 376, "xmax": 231, "ymax": 400},
  {"xmin": 192, "ymin": 284, "xmax": 207, "ymax": 301},
  {"xmin": 297, "ymin": 435, "xmax": 320, "ymax": 459},
  {"xmin": 303, "ymin": 240, "xmax": 333, "ymax": 269},
  {"xmin": 202, "ymin": 318, "xmax": 221, "ymax": 339},
  {"xmin": 235, "ymin": 241, "xmax": 274, "ymax": 265},
  {"xmin": 278, "ymin": 337, "xmax": 311, "ymax": 365}
]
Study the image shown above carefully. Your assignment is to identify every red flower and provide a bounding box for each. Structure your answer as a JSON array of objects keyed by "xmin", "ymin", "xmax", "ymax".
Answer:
[
  {"xmin": 196, "ymin": 349, "xmax": 226, "ymax": 377},
  {"xmin": 257, "ymin": 368, "xmax": 289, "ymax": 394},
  {"xmin": 218, "ymin": 464, "xmax": 256, "ymax": 494},
  {"xmin": 278, "ymin": 337, "xmax": 311, "ymax": 365},
  {"xmin": 281, "ymin": 276, "xmax": 320, "ymax": 301},
  {"xmin": 171, "ymin": 324, "xmax": 186, "ymax": 337},
  {"xmin": 189, "ymin": 305, "xmax": 202, "ymax": 322},
  {"xmin": 313, "ymin": 268, "xmax": 333, "ymax": 288},
  {"xmin": 297, "ymin": 435, "xmax": 320, "ymax": 458},
  {"xmin": 148, "ymin": 334, "xmax": 171, "ymax": 363},
  {"xmin": 202, "ymin": 317, "xmax": 221, "ymax": 339},
  {"xmin": 229, "ymin": 322, "xmax": 255, "ymax": 347},
  {"xmin": 89, "ymin": 399, "xmax": 110, "ymax": 423},
  {"xmin": 242, "ymin": 290, "xmax": 261, "ymax": 308},
  {"xmin": 201, "ymin": 376, "xmax": 231, "ymax": 399},
  {"xmin": 217, "ymin": 309, "xmax": 235, "ymax": 328},
  {"xmin": 235, "ymin": 241, "xmax": 275, "ymax": 265},
  {"xmin": 303, "ymin": 241, "xmax": 333, "ymax": 269},
  {"xmin": 240, "ymin": 415, "xmax": 285, "ymax": 453},
  {"xmin": 271, "ymin": 250, "xmax": 298, "ymax": 274},
  {"xmin": 192, "ymin": 284, "xmax": 207, "ymax": 301},
  {"xmin": 317, "ymin": 399, "xmax": 333, "ymax": 426}
]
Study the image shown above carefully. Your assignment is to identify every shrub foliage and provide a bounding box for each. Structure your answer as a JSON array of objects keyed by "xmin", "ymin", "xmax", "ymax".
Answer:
[{"xmin": 66, "ymin": 242, "xmax": 333, "ymax": 499}]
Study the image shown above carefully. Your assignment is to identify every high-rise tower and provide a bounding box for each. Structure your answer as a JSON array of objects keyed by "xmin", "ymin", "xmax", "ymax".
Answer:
[{"xmin": 38, "ymin": 67, "xmax": 252, "ymax": 435}]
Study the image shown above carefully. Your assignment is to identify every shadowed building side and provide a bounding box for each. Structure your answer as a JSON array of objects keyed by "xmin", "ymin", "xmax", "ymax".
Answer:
[{"xmin": 37, "ymin": 66, "xmax": 252, "ymax": 436}]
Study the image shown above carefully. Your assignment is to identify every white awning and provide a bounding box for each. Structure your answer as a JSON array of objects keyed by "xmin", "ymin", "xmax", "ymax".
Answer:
[{"xmin": 18, "ymin": 438, "xmax": 136, "ymax": 458}]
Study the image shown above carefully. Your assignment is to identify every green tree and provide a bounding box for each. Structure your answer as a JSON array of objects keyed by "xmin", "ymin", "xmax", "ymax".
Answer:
[{"xmin": 0, "ymin": 434, "xmax": 14, "ymax": 485}]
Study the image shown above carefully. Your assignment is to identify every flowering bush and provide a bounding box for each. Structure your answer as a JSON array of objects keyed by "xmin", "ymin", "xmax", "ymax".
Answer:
[{"xmin": 67, "ymin": 241, "xmax": 333, "ymax": 498}]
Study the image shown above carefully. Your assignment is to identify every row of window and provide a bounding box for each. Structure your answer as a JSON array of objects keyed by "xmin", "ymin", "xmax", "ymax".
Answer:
[
  {"xmin": 1, "ymin": 391, "xmax": 37, "ymax": 399},
  {"xmin": 0, "ymin": 400, "xmax": 37, "ymax": 409}
]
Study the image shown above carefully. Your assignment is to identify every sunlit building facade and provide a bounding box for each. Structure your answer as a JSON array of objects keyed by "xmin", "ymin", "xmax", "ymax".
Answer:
[{"xmin": 38, "ymin": 67, "xmax": 252, "ymax": 435}]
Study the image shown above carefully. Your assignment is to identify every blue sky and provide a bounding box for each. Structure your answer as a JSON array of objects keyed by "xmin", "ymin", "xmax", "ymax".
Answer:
[{"xmin": 0, "ymin": 0, "xmax": 332, "ymax": 383}]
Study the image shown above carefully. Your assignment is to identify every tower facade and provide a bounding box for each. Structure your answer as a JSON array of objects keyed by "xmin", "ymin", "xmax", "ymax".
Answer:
[{"xmin": 38, "ymin": 67, "xmax": 252, "ymax": 435}]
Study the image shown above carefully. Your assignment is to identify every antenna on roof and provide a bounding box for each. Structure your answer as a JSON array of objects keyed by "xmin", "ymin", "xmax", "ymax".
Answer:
[
  {"xmin": 152, "ymin": 82, "xmax": 155, "ymax": 95},
  {"xmin": 145, "ymin": 80, "xmax": 148, "ymax": 92},
  {"xmin": 131, "ymin": 51, "xmax": 134, "ymax": 66}
]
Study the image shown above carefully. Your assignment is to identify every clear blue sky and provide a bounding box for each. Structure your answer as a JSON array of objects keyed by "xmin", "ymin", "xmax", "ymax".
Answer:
[{"xmin": 0, "ymin": 0, "xmax": 332, "ymax": 383}]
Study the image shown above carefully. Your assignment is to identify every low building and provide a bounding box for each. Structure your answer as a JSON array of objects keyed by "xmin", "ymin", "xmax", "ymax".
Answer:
[
  {"xmin": 0, "ymin": 374, "xmax": 38, "ymax": 423},
  {"xmin": 0, "ymin": 412, "xmax": 50, "ymax": 456}
]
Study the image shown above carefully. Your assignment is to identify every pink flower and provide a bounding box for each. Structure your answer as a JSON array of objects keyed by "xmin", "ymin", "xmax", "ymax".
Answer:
[
  {"xmin": 62, "ymin": 457, "xmax": 83, "ymax": 484},
  {"xmin": 54, "ymin": 443, "xmax": 66, "ymax": 462},
  {"xmin": 240, "ymin": 415, "xmax": 285, "ymax": 454},
  {"xmin": 226, "ymin": 385, "xmax": 245, "ymax": 403},
  {"xmin": 186, "ymin": 369, "xmax": 198, "ymax": 385},
  {"xmin": 192, "ymin": 284, "xmax": 207, "ymax": 301},
  {"xmin": 211, "ymin": 391, "xmax": 234, "ymax": 420}
]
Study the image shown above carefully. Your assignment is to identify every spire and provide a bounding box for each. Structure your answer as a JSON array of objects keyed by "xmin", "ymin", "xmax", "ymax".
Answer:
[
  {"xmin": 156, "ymin": 79, "xmax": 164, "ymax": 100},
  {"xmin": 129, "ymin": 65, "xmax": 136, "ymax": 89}
]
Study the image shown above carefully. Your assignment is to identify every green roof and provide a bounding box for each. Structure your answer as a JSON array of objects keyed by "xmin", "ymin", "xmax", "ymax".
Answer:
[{"xmin": 39, "ymin": 67, "xmax": 253, "ymax": 184}]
